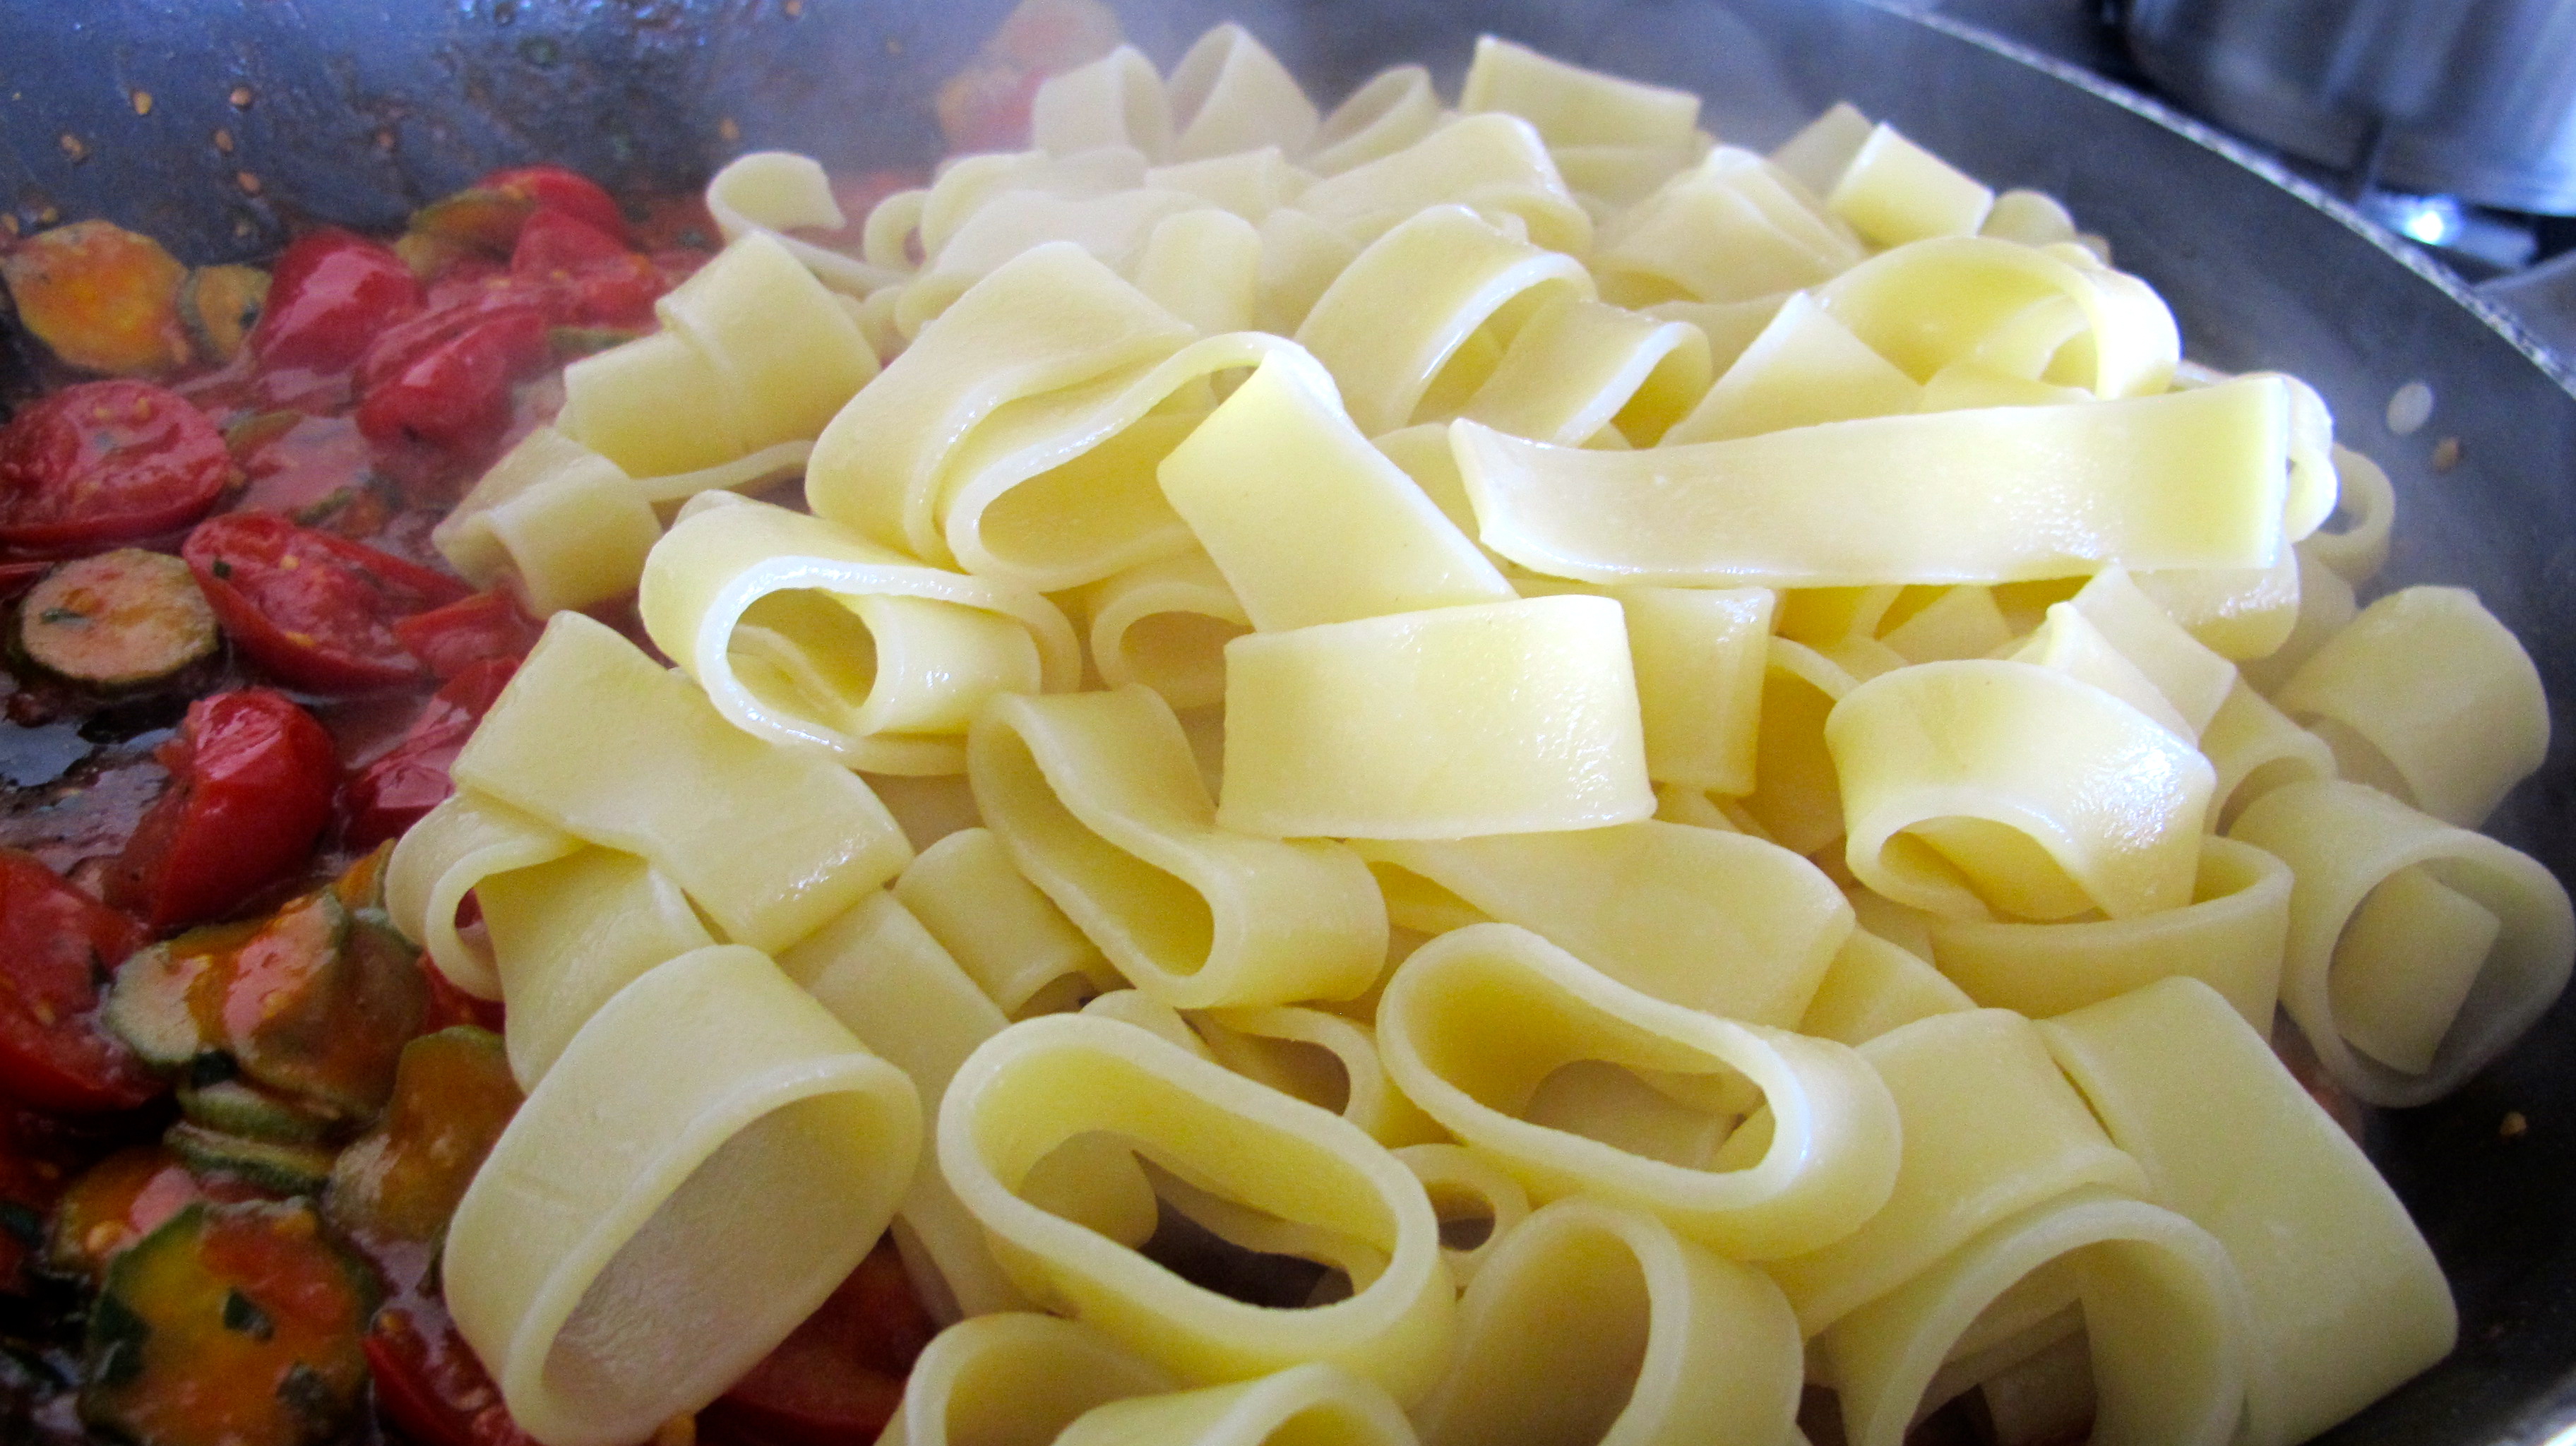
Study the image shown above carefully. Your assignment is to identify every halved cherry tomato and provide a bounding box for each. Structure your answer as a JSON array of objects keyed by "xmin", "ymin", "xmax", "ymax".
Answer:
[
  {"xmin": 480, "ymin": 166, "xmax": 628, "ymax": 245},
  {"xmin": 339, "ymin": 658, "xmax": 517, "ymax": 849},
  {"xmin": 249, "ymin": 229, "xmax": 424, "ymax": 376},
  {"xmin": 419, "ymin": 959, "xmax": 504, "ymax": 1036},
  {"xmin": 699, "ymin": 1238, "xmax": 938, "ymax": 1446},
  {"xmin": 0, "ymin": 849, "xmax": 160, "ymax": 1113},
  {"xmin": 366, "ymin": 1298, "xmax": 538, "ymax": 1446},
  {"xmin": 353, "ymin": 306, "xmax": 551, "ymax": 455},
  {"xmin": 105, "ymin": 689, "xmax": 338, "ymax": 931},
  {"xmin": 392, "ymin": 591, "xmax": 540, "ymax": 681},
  {"xmin": 509, "ymin": 209, "xmax": 630, "ymax": 275},
  {"xmin": 183, "ymin": 512, "xmax": 470, "ymax": 692},
  {"xmin": 0, "ymin": 381, "xmax": 231, "ymax": 553}
]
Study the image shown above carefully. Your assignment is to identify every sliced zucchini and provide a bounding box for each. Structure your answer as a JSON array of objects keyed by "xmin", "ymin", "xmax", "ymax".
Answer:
[
  {"xmin": 176, "ymin": 1080, "xmax": 333, "ymax": 1146},
  {"xmin": 18, "ymin": 549, "xmax": 217, "ymax": 691},
  {"xmin": 163, "ymin": 1125, "xmax": 337, "ymax": 1198},
  {"xmin": 83, "ymin": 1199, "xmax": 378, "ymax": 1446},
  {"xmin": 323, "ymin": 1027, "xmax": 519, "ymax": 1243},
  {"xmin": 229, "ymin": 892, "xmax": 426, "ymax": 1122},
  {"xmin": 179, "ymin": 265, "xmax": 269, "ymax": 365},
  {"xmin": 102, "ymin": 936, "xmax": 227, "ymax": 1074}
]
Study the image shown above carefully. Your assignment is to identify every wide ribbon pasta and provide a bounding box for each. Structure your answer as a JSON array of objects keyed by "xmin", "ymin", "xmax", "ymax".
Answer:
[
  {"xmin": 2227, "ymin": 779, "xmax": 2575, "ymax": 1104},
  {"xmin": 1827, "ymin": 660, "xmax": 2214, "ymax": 922},
  {"xmin": 880, "ymin": 1312, "xmax": 1176, "ymax": 1446},
  {"xmin": 1409, "ymin": 1199, "xmax": 1801, "ymax": 1446},
  {"xmin": 443, "ymin": 946, "xmax": 919, "ymax": 1446},
  {"xmin": 638, "ymin": 494, "xmax": 1080, "ymax": 773},
  {"xmin": 937, "ymin": 1014, "xmax": 1456, "ymax": 1400},
  {"xmin": 385, "ymin": 791, "xmax": 578, "ymax": 1000},
  {"xmin": 1217, "ymin": 596, "xmax": 1654, "ymax": 839},
  {"xmin": 1356, "ymin": 820, "xmax": 1852, "ymax": 1026},
  {"xmin": 2042, "ymin": 979, "xmax": 2456, "ymax": 1446},
  {"xmin": 475, "ymin": 847, "xmax": 714, "ymax": 1087},
  {"xmin": 1056, "ymin": 1363, "xmax": 1419, "ymax": 1446},
  {"xmin": 1378, "ymin": 924, "xmax": 1899, "ymax": 1260},
  {"xmin": 1391, "ymin": 1143, "xmax": 1531, "ymax": 1286},
  {"xmin": 1081, "ymin": 549, "xmax": 1252, "ymax": 710},
  {"xmin": 895, "ymin": 827, "xmax": 1118, "ymax": 1017},
  {"xmin": 970, "ymin": 687, "xmax": 1385, "ymax": 1007},
  {"xmin": 1294, "ymin": 114, "xmax": 1591, "ymax": 256},
  {"xmin": 704, "ymin": 150, "xmax": 902, "ymax": 296},
  {"xmin": 450, "ymin": 612, "xmax": 911, "ymax": 953}
]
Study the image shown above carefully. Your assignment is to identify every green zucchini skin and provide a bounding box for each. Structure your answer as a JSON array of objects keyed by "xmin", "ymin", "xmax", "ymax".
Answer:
[{"xmin": 16, "ymin": 549, "xmax": 218, "ymax": 691}]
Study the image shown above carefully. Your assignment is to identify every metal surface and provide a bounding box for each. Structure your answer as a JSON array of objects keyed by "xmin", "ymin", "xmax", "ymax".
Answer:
[
  {"xmin": 2122, "ymin": 0, "xmax": 2576, "ymax": 215},
  {"xmin": 6, "ymin": 1, "xmax": 2576, "ymax": 1441}
]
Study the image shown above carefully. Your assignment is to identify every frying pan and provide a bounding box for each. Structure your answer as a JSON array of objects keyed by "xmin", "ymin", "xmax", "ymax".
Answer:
[{"xmin": 4, "ymin": 1, "xmax": 2574, "ymax": 1442}]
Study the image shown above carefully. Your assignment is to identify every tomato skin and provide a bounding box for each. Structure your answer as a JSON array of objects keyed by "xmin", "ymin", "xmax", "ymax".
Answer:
[
  {"xmin": 479, "ymin": 166, "xmax": 628, "ymax": 245},
  {"xmin": 392, "ymin": 591, "xmax": 540, "ymax": 681},
  {"xmin": 366, "ymin": 1301, "xmax": 538, "ymax": 1446},
  {"xmin": 700, "ymin": 1239, "xmax": 936, "ymax": 1446},
  {"xmin": 183, "ymin": 512, "xmax": 471, "ymax": 692},
  {"xmin": 419, "ymin": 958, "xmax": 505, "ymax": 1035},
  {"xmin": 0, "ymin": 381, "xmax": 232, "ymax": 553},
  {"xmin": 0, "ymin": 849, "xmax": 162, "ymax": 1113},
  {"xmin": 105, "ymin": 690, "xmax": 338, "ymax": 931},
  {"xmin": 250, "ymin": 229, "xmax": 424, "ymax": 376},
  {"xmin": 508, "ymin": 209, "xmax": 630, "ymax": 275},
  {"xmin": 353, "ymin": 306, "xmax": 551, "ymax": 455},
  {"xmin": 339, "ymin": 658, "xmax": 517, "ymax": 849}
]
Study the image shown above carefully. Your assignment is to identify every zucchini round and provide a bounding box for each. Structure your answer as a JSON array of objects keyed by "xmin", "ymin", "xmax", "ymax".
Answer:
[{"xmin": 18, "ymin": 549, "xmax": 217, "ymax": 690}]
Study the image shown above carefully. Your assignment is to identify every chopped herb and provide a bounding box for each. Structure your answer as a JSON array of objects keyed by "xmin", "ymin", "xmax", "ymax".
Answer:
[
  {"xmin": 37, "ymin": 607, "xmax": 84, "ymax": 625},
  {"xmin": 87, "ymin": 1291, "xmax": 148, "ymax": 1390},
  {"xmin": 276, "ymin": 1361, "xmax": 336, "ymax": 1418},
  {"xmin": 210, "ymin": 558, "xmax": 232, "ymax": 580},
  {"xmin": 220, "ymin": 1289, "xmax": 274, "ymax": 1342},
  {"xmin": 186, "ymin": 1051, "xmax": 240, "ymax": 1089}
]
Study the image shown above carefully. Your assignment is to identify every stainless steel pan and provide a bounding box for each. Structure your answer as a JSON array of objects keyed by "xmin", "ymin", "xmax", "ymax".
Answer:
[{"xmin": 3, "ymin": 1, "xmax": 2572, "ymax": 1440}]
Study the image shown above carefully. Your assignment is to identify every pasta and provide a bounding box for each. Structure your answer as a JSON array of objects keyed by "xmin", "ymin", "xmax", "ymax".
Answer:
[{"xmin": 395, "ymin": 23, "xmax": 2575, "ymax": 1446}]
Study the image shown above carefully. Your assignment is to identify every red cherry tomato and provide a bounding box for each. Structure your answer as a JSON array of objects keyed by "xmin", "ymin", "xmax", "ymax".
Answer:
[
  {"xmin": 249, "ymin": 229, "xmax": 424, "ymax": 376},
  {"xmin": 183, "ymin": 512, "xmax": 470, "ymax": 692},
  {"xmin": 509, "ymin": 208, "xmax": 630, "ymax": 275},
  {"xmin": 479, "ymin": 165, "xmax": 628, "ymax": 245},
  {"xmin": 0, "ymin": 849, "xmax": 161, "ymax": 1113},
  {"xmin": 105, "ymin": 689, "xmax": 337, "ymax": 931},
  {"xmin": 340, "ymin": 657, "xmax": 517, "ymax": 850},
  {"xmin": 392, "ymin": 590, "xmax": 541, "ymax": 681},
  {"xmin": 366, "ymin": 1300, "xmax": 539, "ymax": 1446},
  {"xmin": 0, "ymin": 381, "xmax": 231, "ymax": 553},
  {"xmin": 419, "ymin": 956, "xmax": 506, "ymax": 1036},
  {"xmin": 700, "ymin": 1238, "xmax": 938, "ymax": 1446},
  {"xmin": 353, "ymin": 306, "xmax": 552, "ymax": 455}
]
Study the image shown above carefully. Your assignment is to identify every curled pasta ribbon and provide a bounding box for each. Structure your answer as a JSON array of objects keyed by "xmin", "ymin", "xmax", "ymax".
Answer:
[
  {"xmin": 1460, "ymin": 297, "xmax": 1715, "ymax": 448},
  {"xmin": 476, "ymin": 847, "xmax": 713, "ymax": 1088},
  {"xmin": 2042, "ymin": 978, "xmax": 2455, "ymax": 1446},
  {"xmin": 1378, "ymin": 924, "xmax": 1900, "ymax": 1260},
  {"xmin": 1411, "ymin": 1198, "xmax": 1799, "ymax": 1446},
  {"xmin": 1797, "ymin": 928, "xmax": 1976, "ymax": 1048},
  {"xmin": 1295, "ymin": 205, "xmax": 1595, "ymax": 438},
  {"xmin": 1195, "ymin": 1005, "xmax": 1444, "ymax": 1147},
  {"xmin": 1163, "ymin": 23, "xmax": 1319, "ymax": 162},
  {"xmin": 775, "ymin": 891, "xmax": 1029, "ymax": 1319},
  {"xmin": 1217, "ymin": 596, "xmax": 1654, "ymax": 841},
  {"xmin": 938, "ymin": 1013, "xmax": 1457, "ymax": 1400},
  {"xmin": 2303, "ymin": 443, "xmax": 2397, "ymax": 584},
  {"xmin": 1453, "ymin": 376, "xmax": 2295, "ymax": 587},
  {"xmin": 2237, "ymin": 541, "xmax": 2356, "ymax": 695},
  {"xmin": 1356, "ymin": 820, "xmax": 1853, "ymax": 1027},
  {"xmin": 1928, "ymin": 835, "xmax": 2292, "ymax": 1031},
  {"xmin": 895, "ymin": 827, "xmax": 1118, "ymax": 1017},
  {"xmin": 1765, "ymin": 1009, "xmax": 2148, "ymax": 1336},
  {"xmin": 1593, "ymin": 149, "xmax": 1861, "ymax": 308},
  {"xmin": 806, "ymin": 240, "xmax": 1196, "ymax": 574},
  {"xmin": 636, "ymin": 494, "xmax": 1080, "ymax": 774},
  {"xmin": 1135, "ymin": 208, "xmax": 1264, "ymax": 334},
  {"xmin": 1460, "ymin": 37, "xmax": 1707, "ymax": 210},
  {"xmin": 901, "ymin": 186, "xmax": 1215, "ymax": 335},
  {"xmin": 913, "ymin": 148, "xmax": 1150, "ymax": 261},
  {"xmin": 444, "ymin": 946, "xmax": 920, "ymax": 1446},
  {"xmin": 1057, "ymin": 1362, "xmax": 1419, "ymax": 1446},
  {"xmin": 1158, "ymin": 348, "xmax": 1513, "ymax": 631},
  {"xmin": 1082, "ymin": 550, "xmax": 1251, "ymax": 711},
  {"xmin": 2199, "ymin": 678, "xmax": 2337, "ymax": 829},
  {"xmin": 1815, "ymin": 1187, "xmax": 2249, "ymax": 1446},
  {"xmin": 1033, "ymin": 47, "xmax": 1174, "ymax": 159},
  {"xmin": 2227, "ymin": 779, "xmax": 2576, "ymax": 1105},
  {"xmin": 556, "ymin": 232, "xmax": 878, "ymax": 477},
  {"xmin": 1769, "ymin": 101, "xmax": 1873, "ymax": 197},
  {"xmin": 881, "ymin": 1312, "xmax": 1176, "ymax": 1446},
  {"xmin": 1296, "ymin": 113, "xmax": 1593, "ymax": 257},
  {"xmin": 1827, "ymin": 660, "xmax": 2216, "ymax": 923},
  {"xmin": 437, "ymin": 428, "xmax": 814, "ymax": 616},
  {"xmin": 1306, "ymin": 65, "xmax": 1441, "ymax": 177},
  {"xmin": 1393, "ymin": 1144, "xmax": 1530, "ymax": 1285},
  {"xmin": 2275, "ymin": 585, "xmax": 2550, "ymax": 827},
  {"xmin": 384, "ymin": 791, "xmax": 578, "ymax": 1000},
  {"xmin": 1740, "ymin": 638, "xmax": 1860, "ymax": 856},
  {"xmin": 451, "ymin": 612, "xmax": 913, "ymax": 954},
  {"xmin": 1619, "ymin": 585, "xmax": 1775, "ymax": 794},
  {"xmin": 1826, "ymin": 123, "xmax": 1995, "ymax": 246},
  {"xmin": 1662, "ymin": 292, "xmax": 1921, "ymax": 446},
  {"xmin": 970, "ymin": 687, "xmax": 1386, "ymax": 1008},
  {"xmin": 1814, "ymin": 235, "xmax": 2176, "ymax": 400},
  {"xmin": 2128, "ymin": 549, "xmax": 2302, "ymax": 664},
  {"xmin": 704, "ymin": 150, "xmax": 904, "ymax": 296}
]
